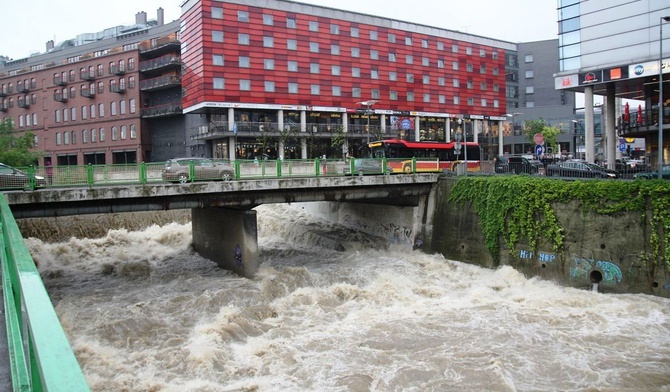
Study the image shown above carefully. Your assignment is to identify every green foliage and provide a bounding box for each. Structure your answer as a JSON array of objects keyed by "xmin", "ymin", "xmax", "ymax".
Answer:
[
  {"xmin": 523, "ymin": 118, "xmax": 561, "ymax": 154},
  {"xmin": 449, "ymin": 177, "xmax": 670, "ymax": 272},
  {"xmin": 0, "ymin": 118, "xmax": 41, "ymax": 166},
  {"xmin": 330, "ymin": 125, "xmax": 347, "ymax": 158}
]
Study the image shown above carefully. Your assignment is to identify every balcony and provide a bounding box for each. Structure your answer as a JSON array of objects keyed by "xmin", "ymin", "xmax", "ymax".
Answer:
[
  {"xmin": 618, "ymin": 107, "xmax": 670, "ymax": 137},
  {"xmin": 139, "ymin": 75, "xmax": 181, "ymax": 91},
  {"xmin": 110, "ymin": 65, "xmax": 126, "ymax": 75},
  {"xmin": 80, "ymin": 72, "xmax": 95, "ymax": 81},
  {"xmin": 53, "ymin": 77, "xmax": 67, "ymax": 86},
  {"xmin": 0, "ymin": 87, "xmax": 12, "ymax": 97},
  {"xmin": 0, "ymin": 91, "xmax": 5, "ymax": 97},
  {"xmin": 0, "ymin": 104, "xmax": 7, "ymax": 112},
  {"xmin": 18, "ymin": 86, "xmax": 29, "ymax": 93},
  {"xmin": 139, "ymin": 35, "xmax": 180, "ymax": 55},
  {"xmin": 139, "ymin": 55, "xmax": 181, "ymax": 73},
  {"xmin": 110, "ymin": 85, "xmax": 126, "ymax": 94},
  {"xmin": 141, "ymin": 102, "xmax": 182, "ymax": 118},
  {"xmin": 17, "ymin": 100, "xmax": 30, "ymax": 109},
  {"xmin": 80, "ymin": 90, "xmax": 95, "ymax": 98},
  {"xmin": 53, "ymin": 93, "xmax": 68, "ymax": 102}
]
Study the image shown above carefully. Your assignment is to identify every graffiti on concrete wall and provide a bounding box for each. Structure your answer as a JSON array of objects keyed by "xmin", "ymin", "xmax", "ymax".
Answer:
[
  {"xmin": 570, "ymin": 257, "xmax": 622, "ymax": 285},
  {"xmin": 341, "ymin": 214, "xmax": 413, "ymax": 245},
  {"xmin": 519, "ymin": 249, "xmax": 556, "ymax": 264}
]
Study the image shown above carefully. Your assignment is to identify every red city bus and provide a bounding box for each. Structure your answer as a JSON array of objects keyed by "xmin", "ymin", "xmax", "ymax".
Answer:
[{"xmin": 368, "ymin": 139, "xmax": 482, "ymax": 173}]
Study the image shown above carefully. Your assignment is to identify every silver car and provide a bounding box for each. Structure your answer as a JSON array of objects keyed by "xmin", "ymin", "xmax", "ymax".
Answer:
[
  {"xmin": 162, "ymin": 158, "xmax": 235, "ymax": 183},
  {"xmin": 0, "ymin": 163, "xmax": 47, "ymax": 190},
  {"xmin": 342, "ymin": 158, "xmax": 393, "ymax": 175}
]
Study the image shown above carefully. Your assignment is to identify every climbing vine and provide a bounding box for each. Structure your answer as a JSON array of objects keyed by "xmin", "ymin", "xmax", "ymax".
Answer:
[{"xmin": 449, "ymin": 176, "xmax": 670, "ymax": 272}]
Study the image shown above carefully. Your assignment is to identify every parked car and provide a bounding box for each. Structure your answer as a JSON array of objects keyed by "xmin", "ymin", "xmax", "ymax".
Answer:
[
  {"xmin": 342, "ymin": 158, "xmax": 393, "ymax": 175},
  {"xmin": 162, "ymin": 158, "xmax": 235, "ymax": 183},
  {"xmin": 546, "ymin": 160, "xmax": 617, "ymax": 179},
  {"xmin": 495, "ymin": 155, "xmax": 544, "ymax": 175},
  {"xmin": 0, "ymin": 163, "xmax": 47, "ymax": 190},
  {"xmin": 633, "ymin": 164, "xmax": 670, "ymax": 180},
  {"xmin": 603, "ymin": 159, "xmax": 651, "ymax": 179}
]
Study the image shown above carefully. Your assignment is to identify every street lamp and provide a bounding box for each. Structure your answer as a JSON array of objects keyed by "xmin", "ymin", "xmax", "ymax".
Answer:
[
  {"xmin": 357, "ymin": 99, "xmax": 379, "ymax": 144},
  {"xmin": 658, "ymin": 16, "xmax": 670, "ymax": 178}
]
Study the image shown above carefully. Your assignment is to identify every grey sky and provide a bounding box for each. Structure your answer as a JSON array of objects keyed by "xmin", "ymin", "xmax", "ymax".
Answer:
[{"xmin": 0, "ymin": 0, "xmax": 557, "ymax": 61}]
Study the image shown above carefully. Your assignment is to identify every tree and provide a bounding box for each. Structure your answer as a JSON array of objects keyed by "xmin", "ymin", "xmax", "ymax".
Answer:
[
  {"xmin": 0, "ymin": 119, "xmax": 41, "ymax": 167},
  {"xmin": 276, "ymin": 125, "xmax": 299, "ymax": 159},
  {"xmin": 523, "ymin": 118, "xmax": 561, "ymax": 155},
  {"xmin": 330, "ymin": 125, "xmax": 348, "ymax": 158}
]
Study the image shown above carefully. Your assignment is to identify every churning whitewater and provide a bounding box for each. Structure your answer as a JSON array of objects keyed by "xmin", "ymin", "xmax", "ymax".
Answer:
[{"xmin": 25, "ymin": 204, "xmax": 670, "ymax": 391}]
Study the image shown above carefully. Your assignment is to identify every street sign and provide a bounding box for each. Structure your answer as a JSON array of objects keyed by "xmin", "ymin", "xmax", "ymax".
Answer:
[
  {"xmin": 454, "ymin": 131, "xmax": 463, "ymax": 142},
  {"xmin": 619, "ymin": 143, "xmax": 626, "ymax": 152},
  {"xmin": 535, "ymin": 144, "xmax": 544, "ymax": 157},
  {"xmin": 454, "ymin": 141, "xmax": 461, "ymax": 154},
  {"xmin": 533, "ymin": 133, "xmax": 544, "ymax": 145}
]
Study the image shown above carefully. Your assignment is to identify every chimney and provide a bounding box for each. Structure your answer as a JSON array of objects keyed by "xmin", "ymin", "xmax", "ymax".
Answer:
[
  {"xmin": 46, "ymin": 40, "xmax": 55, "ymax": 52},
  {"xmin": 136, "ymin": 11, "xmax": 147, "ymax": 25},
  {"xmin": 157, "ymin": 7, "xmax": 164, "ymax": 26}
]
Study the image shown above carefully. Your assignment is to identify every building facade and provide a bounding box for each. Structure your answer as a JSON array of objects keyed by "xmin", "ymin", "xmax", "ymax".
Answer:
[{"xmin": 554, "ymin": 0, "xmax": 670, "ymax": 167}]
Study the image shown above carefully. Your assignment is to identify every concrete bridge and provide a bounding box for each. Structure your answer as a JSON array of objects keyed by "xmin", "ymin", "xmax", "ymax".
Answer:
[{"xmin": 5, "ymin": 174, "xmax": 440, "ymax": 278}]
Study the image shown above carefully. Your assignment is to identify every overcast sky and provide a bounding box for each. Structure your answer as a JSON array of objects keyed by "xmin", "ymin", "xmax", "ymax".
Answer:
[{"xmin": 0, "ymin": 0, "xmax": 557, "ymax": 60}]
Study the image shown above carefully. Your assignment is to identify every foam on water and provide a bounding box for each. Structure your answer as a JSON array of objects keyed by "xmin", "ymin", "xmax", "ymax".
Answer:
[{"xmin": 24, "ymin": 204, "xmax": 670, "ymax": 391}]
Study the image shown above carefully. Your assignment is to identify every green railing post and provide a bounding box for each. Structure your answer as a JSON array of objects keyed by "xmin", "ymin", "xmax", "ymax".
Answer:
[
  {"xmin": 27, "ymin": 165, "xmax": 36, "ymax": 190},
  {"xmin": 188, "ymin": 160, "xmax": 195, "ymax": 182},
  {"xmin": 412, "ymin": 157, "xmax": 417, "ymax": 173},
  {"xmin": 276, "ymin": 160, "xmax": 282, "ymax": 177},
  {"xmin": 139, "ymin": 162, "xmax": 147, "ymax": 185},
  {"xmin": 234, "ymin": 160, "xmax": 241, "ymax": 179},
  {"xmin": 315, "ymin": 158, "xmax": 321, "ymax": 177},
  {"xmin": 87, "ymin": 164, "xmax": 95, "ymax": 186}
]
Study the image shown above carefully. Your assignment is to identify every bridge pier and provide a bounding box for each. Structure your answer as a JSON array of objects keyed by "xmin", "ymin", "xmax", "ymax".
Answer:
[{"xmin": 192, "ymin": 207, "xmax": 259, "ymax": 278}]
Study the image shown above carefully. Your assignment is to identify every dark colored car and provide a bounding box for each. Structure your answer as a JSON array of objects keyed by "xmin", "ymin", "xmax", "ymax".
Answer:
[
  {"xmin": 0, "ymin": 163, "xmax": 47, "ymax": 190},
  {"xmin": 343, "ymin": 158, "xmax": 393, "ymax": 175},
  {"xmin": 546, "ymin": 160, "xmax": 617, "ymax": 179},
  {"xmin": 633, "ymin": 164, "xmax": 670, "ymax": 180},
  {"xmin": 162, "ymin": 158, "xmax": 235, "ymax": 183},
  {"xmin": 495, "ymin": 155, "xmax": 544, "ymax": 175}
]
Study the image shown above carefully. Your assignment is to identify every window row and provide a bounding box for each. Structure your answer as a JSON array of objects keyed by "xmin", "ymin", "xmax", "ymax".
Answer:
[
  {"xmin": 54, "ymin": 124, "xmax": 137, "ymax": 146},
  {"xmin": 2, "ymin": 95, "xmax": 37, "ymax": 109},
  {"xmin": 51, "ymin": 58, "xmax": 136, "ymax": 85},
  {"xmin": 53, "ymin": 99, "xmax": 136, "ymax": 123},
  {"xmin": 52, "ymin": 77, "xmax": 136, "ymax": 99},
  {"xmin": 213, "ymin": 55, "xmax": 500, "ymax": 77},
  {"xmin": 12, "ymin": 113, "xmax": 39, "ymax": 128},
  {"xmin": 211, "ymin": 78, "xmax": 499, "ymax": 107},
  {"xmin": 210, "ymin": 8, "xmax": 499, "ymax": 59}
]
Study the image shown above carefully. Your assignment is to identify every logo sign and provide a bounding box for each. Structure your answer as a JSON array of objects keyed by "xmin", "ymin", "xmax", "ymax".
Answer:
[
  {"xmin": 401, "ymin": 118, "xmax": 412, "ymax": 130},
  {"xmin": 533, "ymin": 133, "xmax": 544, "ymax": 145},
  {"xmin": 579, "ymin": 71, "xmax": 602, "ymax": 85},
  {"xmin": 603, "ymin": 66, "xmax": 629, "ymax": 82},
  {"xmin": 535, "ymin": 144, "xmax": 544, "ymax": 157},
  {"xmin": 555, "ymin": 74, "xmax": 578, "ymax": 90}
]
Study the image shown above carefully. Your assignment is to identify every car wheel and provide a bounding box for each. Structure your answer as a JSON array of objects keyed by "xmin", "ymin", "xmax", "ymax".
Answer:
[
  {"xmin": 403, "ymin": 164, "xmax": 412, "ymax": 174},
  {"xmin": 357, "ymin": 170, "xmax": 364, "ymax": 176},
  {"xmin": 221, "ymin": 171, "xmax": 232, "ymax": 181},
  {"xmin": 178, "ymin": 173, "xmax": 189, "ymax": 184}
]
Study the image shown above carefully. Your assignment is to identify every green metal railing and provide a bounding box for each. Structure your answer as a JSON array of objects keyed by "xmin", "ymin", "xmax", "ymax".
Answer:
[
  {"xmin": 0, "ymin": 194, "xmax": 90, "ymax": 391},
  {"xmin": 2, "ymin": 158, "xmax": 451, "ymax": 191}
]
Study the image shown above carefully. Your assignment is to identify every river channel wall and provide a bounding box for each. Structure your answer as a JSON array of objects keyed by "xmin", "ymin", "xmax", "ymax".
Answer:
[{"xmin": 429, "ymin": 176, "xmax": 669, "ymax": 298}]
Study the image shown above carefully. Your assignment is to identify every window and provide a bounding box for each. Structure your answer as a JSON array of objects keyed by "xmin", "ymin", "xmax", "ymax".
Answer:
[
  {"xmin": 112, "ymin": 126, "xmax": 118, "ymax": 141},
  {"xmin": 467, "ymin": 64, "xmax": 474, "ymax": 72},
  {"xmin": 405, "ymin": 36, "xmax": 412, "ymax": 46},
  {"xmin": 212, "ymin": 7, "xmax": 223, "ymax": 19},
  {"xmin": 371, "ymin": 89, "xmax": 380, "ymax": 99},
  {"xmin": 331, "ymin": 44, "xmax": 340, "ymax": 55},
  {"xmin": 287, "ymin": 18, "xmax": 296, "ymax": 28},
  {"xmin": 238, "ymin": 10, "xmax": 249, "ymax": 22},
  {"xmin": 310, "ymin": 42, "xmax": 319, "ymax": 53},
  {"xmin": 422, "ymin": 57, "xmax": 429, "ymax": 66},
  {"xmin": 213, "ymin": 77, "xmax": 225, "ymax": 89},
  {"xmin": 63, "ymin": 108, "xmax": 69, "ymax": 122},
  {"xmin": 240, "ymin": 80, "xmax": 251, "ymax": 91},
  {"xmin": 310, "ymin": 84, "xmax": 320, "ymax": 95},
  {"xmin": 331, "ymin": 65, "xmax": 341, "ymax": 76},
  {"xmin": 310, "ymin": 63, "xmax": 320, "ymax": 74},
  {"xmin": 288, "ymin": 61, "xmax": 298, "ymax": 72},
  {"xmin": 97, "ymin": 64, "xmax": 104, "ymax": 76},
  {"xmin": 56, "ymin": 132, "xmax": 61, "ymax": 145},
  {"xmin": 526, "ymin": 85, "xmax": 534, "ymax": 94},
  {"xmin": 239, "ymin": 56, "xmax": 250, "ymax": 68},
  {"xmin": 407, "ymin": 92, "xmax": 414, "ymax": 101},
  {"xmin": 82, "ymin": 105, "xmax": 88, "ymax": 119},
  {"xmin": 370, "ymin": 50, "xmax": 378, "ymax": 60},
  {"xmin": 263, "ymin": 14, "xmax": 273, "ymax": 25},
  {"xmin": 423, "ymin": 94, "xmax": 430, "ymax": 103},
  {"xmin": 351, "ymin": 48, "xmax": 360, "ymax": 57},
  {"xmin": 526, "ymin": 101, "xmax": 535, "ymax": 108},
  {"xmin": 480, "ymin": 65, "xmax": 486, "ymax": 74},
  {"xmin": 407, "ymin": 73, "xmax": 414, "ymax": 83},
  {"xmin": 467, "ymin": 80, "xmax": 473, "ymax": 89},
  {"xmin": 120, "ymin": 125, "xmax": 127, "ymax": 140},
  {"xmin": 466, "ymin": 47, "xmax": 472, "ymax": 55},
  {"xmin": 263, "ymin": 36, "xmax": 274, "ymax": 48},
  {"xmin": 264, "ymin": 81, "xmax": 275, "ymax": 92},
  {"xmin": 525, "ymin": 54, "xmax": 534, "ymax": 63},
  {"xmin": 389, "ymin": 71, "xmax": 397, "ymax": 81},
  {"xmin": 481, "ymin": 98, "xmax": 487, "ymax": 107},
  {"xmin": 238, "ymin": 33, "xmax": 249, "ymax": 45},
  {"xmin": 82, "ymin": 129, "xmax": 88, "ymax": 143},
  {"xmin": 64, "ymin": 131, "xmax": 70, "ymax": 145},
  {"xmin": 439, "ymin": 95, "xmax": 446, "ymax": 104},
  {"xmin": 525, "ymin": 70, "xmax": 534, "ymax": 78},
  {"xmin": 350, "ymin": 27, "xmax": 359, "ymax": 38},
  {"xmin": 90, "ymin": 104, "xmax": 96, "ymax": 118},
  {"xmin": 388, "ymin": 53, "xmax": 396, "ymax": 62},
  {"xmin": 330, "ymin": 24, "xmax": 339, "ymax": 34},
  {"xmin": 213, "ymin": 54, "xmax": 224, "ymax": 66},
  {"xmin": 98, "ymin": 103, "xmax": 104, "ymax": 117},
  {"xmin": 332, "ymin": 86, "xmax": 341, "ymax": 96},
  {"xmin": 437, "ymin": 42, "xmax": 444, "ymax": 50},
  {"xmin": 454, "ymin": 96, "xmax": 460, "ymax": 105},
  {"xmin": 128, "ymin": 77, "xmax": 135, "ymax": 89},
  {"xmin": 423, "ymin": 75, "xmax": 430, "ymax": 84},
  {"xmin": 453, "ymin": 61, "xmax": 459, "ymax": 70},
  {"xmin": 288, "ymin": 83, "xmax": 298, "ymax": 94},
  {"xmin": 390, "ymin": 91, "xmax": 398, "ymax": 100},
  {"xmin": 99, "ymin": 128, "xmax": 105, "ymax": 142},
  {"xmin": 130, "ymin": 124, "xmax": 136, "ymax": 139},
  {"xmin": 287, "ymin": 39, "xmax": 297, "ymax": 50},
  {"xmin": 91, "ymin": 128, "xmax": 97, "ymax": 143},
  {"xmin": 480, "ymin": 49, "xmax": 486, "ymax": 57},
  {"xmin": 494, "ymin": 100, "xmax": 499, "ymax": 108},
  {"xmin": 212, "ymin": 31, "xmax": 223, "ymax": 43},
  {"xmin": 493, "ymin": 84, "xmax": 499, "ymax": 92},
  {"xmin": 406, "ymin": 55, "xmax": 413, "ymax": 64},
  {"xmin": 120, "ymin": 100, "xmax": 126, "ymax": 115},
  {"xmin": 371, "ymin": 69, "xmax": 379, "ymax": 79},
  {"xmin": 492, "ymin": 51, "xmax": 499, "ymax": 60},
  {"xmin": 388, "ymin": 33, "xmax": 396, "ymax": 43},
  {"xmin": 422, "ymin": 39, "xmax": 428, "ymax": 48},
  {"xmin": 481, "ymin": 82, "xmax": 487, "ymax": 90},
  {"xmin": 309, "ymin": 21, "xmax": 318, "ymax": 32},
  {"xmin": 352, "ymin": 87, "xmax": 361, "ymax": 98},
  {"xmin": 264, "ymin": 59, "xmax": 275, "ymax": 70},
  {"xmin": 32, "ymin": 113, "xmax": 37, "ymax": 126},
  {"xmin": 493, "ymin": 68, "xmax": 499, "ymax": 76},
  {"xmin": 452, "ymin": 44, "xmax": 459, "ymax": 53},
  {"xmin": 129, "ymin": 99, "xmax": 136, "ymax": 114},
  {"xmin": 437, "ymin": 59, "xmax": 444, "ymax": 68},
  {"xmin": 97, "ymin": 81, "xmax": 104, "ymax": 94},
  {"xmin": 111, "ymin": 101, "xmax": 117, "ymax": 116},
  {"xmin": 352, "ymin": 67, "xmax": 361, "ymax": 77},
  {"xmin": 468, "ymin": 97, "xmax": 474, "ymax": 106},
  {"xmin": 370, "ymin": 30, "xmax": 378, "ymax": 40}
]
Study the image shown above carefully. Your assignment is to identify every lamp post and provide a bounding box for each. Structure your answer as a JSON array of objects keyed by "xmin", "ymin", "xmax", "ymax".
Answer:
[
  {"xmin": 659, "ymin": 16, "xmax": 670, "ymax": 178},
  {"xmin": 572, "ymin": 119, "xmax": 584, "ymax": 159},
  {"xmin": 357, "ymin": 99, "xmax": 379, "ymax": 144}
]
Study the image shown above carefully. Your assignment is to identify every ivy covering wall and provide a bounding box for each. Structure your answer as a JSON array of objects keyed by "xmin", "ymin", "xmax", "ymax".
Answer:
[{"xmin": 449, "ymin": 176, "xmax": 670, "ymax": 272}]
